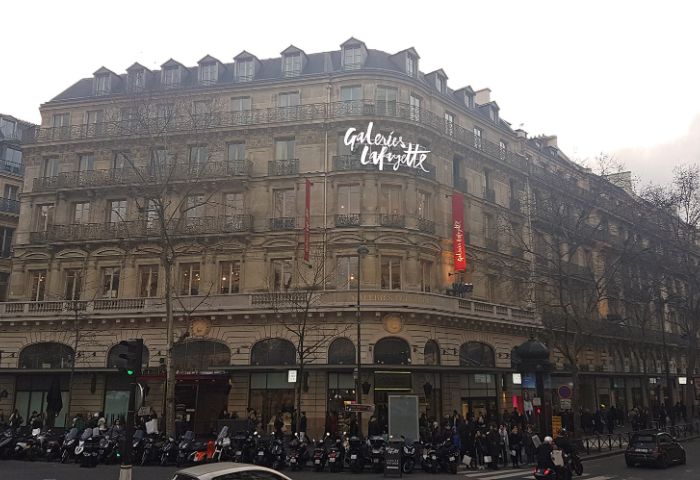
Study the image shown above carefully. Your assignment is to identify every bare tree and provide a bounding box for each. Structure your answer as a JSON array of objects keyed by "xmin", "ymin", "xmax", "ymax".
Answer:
[
  {"xmin": 103, "ymin": 91, "xmax": 231, "ymax": 435},
  {"xmin": 642, "ymin": 165, "xmax": 700, "ymax": 415},
  {"xmin": 262, "ymin": 246, "xmax": 350, "ymax": 431}
]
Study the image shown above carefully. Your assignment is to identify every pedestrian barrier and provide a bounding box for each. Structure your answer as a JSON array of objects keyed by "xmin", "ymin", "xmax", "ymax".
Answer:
[{"xmin": 581, "ymin": 421, "xmax": 700, "ymax": 455}]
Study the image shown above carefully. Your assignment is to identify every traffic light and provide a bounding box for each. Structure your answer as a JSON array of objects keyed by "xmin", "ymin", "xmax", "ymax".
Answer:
[{"xmin": 115, "ymin": 339, "xmax": 144, "ymax": 378}]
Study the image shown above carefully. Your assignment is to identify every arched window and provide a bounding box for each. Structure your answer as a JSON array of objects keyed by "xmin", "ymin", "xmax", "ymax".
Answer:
[
  {"xmin": 19, "ymin": 342, "xmax": 74, "ymax": 369},
  {"xmin": 374, "ymin": 337, "xmax": 411, "ymax": 365},
  {"xmin": 459, "ymin": 342, "xmax": 495, "ymax": 368},
  {"xmin": 106, "ymin": 342, "xmax": 150, "ymax": 368},
  {"xmin": 250, "ymin": 338, "xmax": 296, "ymax": 366},
  {"xmin": 424, "ymin": 340, "xmax": 440, "ymax": 366},
  {"xmin": 172, "ymin": 340, "xmax": 230, "ymax": 371},
  {"xmin": 328, "ymin": 338, "xmax": 355, "ymax": 365}
]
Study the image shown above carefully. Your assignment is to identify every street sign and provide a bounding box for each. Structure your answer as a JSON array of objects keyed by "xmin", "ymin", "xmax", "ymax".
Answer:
[
  {"xmin": 552, "ymin": 415, "xmax": 562, "ymax": 437},
  {"xmin": 346, "ymin": 403, "xmax": 375, "ymax": 413},
  {"xmin": 532, "ymin": 397, "xmax": 542, "ymax": 406},
  {"xmin": 558, "ymin": 385, "xmax": 572, "ymax": 399},
  {"xmin": 287, "ymin": 369, "xmax": 297, "ymax": 383},
  {"xmin": 560, "ymin": 399, "xmax": 572, "ymax": 410}
]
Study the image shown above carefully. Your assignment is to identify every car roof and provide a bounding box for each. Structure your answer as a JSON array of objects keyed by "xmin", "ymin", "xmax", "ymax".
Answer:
[{"xmin": 174, "ymin": 462, "xmax": 292, "ymax": 479}]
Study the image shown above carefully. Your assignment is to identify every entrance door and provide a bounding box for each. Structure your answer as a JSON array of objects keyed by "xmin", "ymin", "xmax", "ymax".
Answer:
[
  {"xmin": 175, "ymin": 379, "xmax": 229, "ymax": 435},
  {"xmin": 461, "ymin": 397, "xmax": 497, "ymax": 425}
]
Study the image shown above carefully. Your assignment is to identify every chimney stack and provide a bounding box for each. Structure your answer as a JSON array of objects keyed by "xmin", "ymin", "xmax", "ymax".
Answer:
[
  {"xmin": 515, "ymin": 129, "xmax": 528, "ymax": 139},
  {"xmin": 474, "ymin": 88, "xmax": 491, "ymax": 105}
]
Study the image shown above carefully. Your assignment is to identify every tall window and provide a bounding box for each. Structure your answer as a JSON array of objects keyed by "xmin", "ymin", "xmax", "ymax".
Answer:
[
  {"xmin": 2, "ymin": 147, "xmax": 21, "ymax": 168},
  {"xmin": 30, "ymin": 270, "xmax": 47, "ymax": 301},
  {"xmin": 406, "ymin": 54, "xmax": 417, "ymax": 77},
  {"xmin": 193, "ymin": 100, "xmax": 211, "ymax": 119},
  {"xmin": 273, "ymin": 189, "xmax": 295, "ymax": 218},
  {"xmin": 381, "ymin": 185, "xmax": 402, "ymax": 214},
  {"xmin": 417, "ymin": 191, "xmax": 430, "ymax": 219},
  {"xmin": 445, "ymin": 112, "xmax": 455, "ymax": 136},
  {"xmin": 109, "ymin": 200, "xmax": 126, "ymax": 223},
  {"xmin": 436, "ymin": 75, "xmax": 446, "ymax": 93},
  {"xmin": 185, "ymin": 195, "xmax": 205, "ymax": 221},
  {"xmin": 162, "ymin": 66, "xmax": 181, "ymax": 87},
  {"xmin": 271, "ymin": 259, "xmax": 293, "ymax": 291},
  {"xmin": 52, "ymin": 113, "xmax": 70, "ymax": 129},
  {"xmin": 231, "ymin": 96, "xmax": 251, "ymax": 112},
  {"xmin": 381, "ymin": 257, "xmax": 401, "ymax": 290},
  {"xmin": 283, "ymin": 53, "xmax": 302, "ymax": 77},
  {"xmin": 128, "ymin": 69, "xmax": 145, "ymax": 91},
  {"xmin": 409, "ymin": 94, "xmax": 421, "ymax": 122},
  {"xmin": 0, "ymin": 227, "xmax": 13, "ymax": 258},
  {"xmin": 224, "ymin": 192, "xmax": 244, "ymax": 217},
  {"xmin": 42, "ymin": 157, "xmax": 59, "ymax": 177},
  {"xmin": 219, "ymin": 261, "xmax": 241, "ymax": 294},
  {"xmin": 227, "ymin": 142, "xmax": 245, "ymax": 162},
  {"xmin": 336, "ymin": 256, "xmax": 359, "ymax": 290},
  {"xmin": 189, "ymin": 145, "xmax": 208, "ymax": 166},
  {"xmin": 337, "ymin": 185, "xmax": 360, "ymax": 214},
  {"xmin": 199, "ymin": 63, "xmax": 218, "ymax": 83},
  {"xmin": 113, "ymin": 151, "xmax": 129, "ymax": 170},
  {"xmin": 0, "ymin": 118, "xmax": 16, "ymax": 138},
  {"xmin": 78, "ymin": 153, "xmax": 94, "ymax": 172},
  {"xmin": 420, "ymin": 260, "xmax": 433, "ymax": 293},
  {"xmin": 64, "ymin": 269, "xmax": 82, "ymax": 300},
  {"xmin": 499, "ymin": 140, "xmax": 508, "ymax": 161},
  {"xmin": 473, "ymin": 126, "xmax": 483, "ymax": 149},
  {"xmin": 156, "ymin": 104, "xmax": 175, "ymax": 123},
  {"xmin": 35, "ymin": 204, "xmax": 54, "ymax": 231},
  {"xmin": 4, "ymin": 184, "xmax": 18, "ymax": 200},
  {"xmin": 340, "ymin": 85, "xmax": 362, "ymax": 102},
  {"xmin": 179, "ymin": 263, "xmax": 200, "ymax": 296},
  {"xmin": 102, "ymin": 267, "xmax": 120, "ymax": 298},
  {"xmin": 376, "ymin": 87, "xmax": 398, "ymax": 115},
  {"xmin": 144, "ymin": 199, "xmax": 158, "ymax": 229},
  {"xmin": 85, "ymin": 110, "xmax": 103, "ymax": 134},
  {"xmin": 236, "ymin": 59, "xmax": 254, "ymax": 81},
  {"xmin": 278, "ymin": 92, "xmax": 300, "ymax": 108},
  {"xmin": 275, "ymin": 138, "xmax": 295, "ymax": 161},
  {"xmin": 343, "ymin": 46, "xmax": 362, "ymax": 69},
  {"xmin": 138, "ymin": 265, "xmax": 159, "ymax": 297},
  {"xmin": 73, "ymin": 202, "xmax": 90, "ymax": 224},
  {"xmin": 94, "ymin": 74, "xmax": 110, "ymax": 95}
]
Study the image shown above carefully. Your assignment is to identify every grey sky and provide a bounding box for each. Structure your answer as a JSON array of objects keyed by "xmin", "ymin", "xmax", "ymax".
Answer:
[{"xmin": 3, "ymin": 1, "xmax": 698, "ymax": 185}]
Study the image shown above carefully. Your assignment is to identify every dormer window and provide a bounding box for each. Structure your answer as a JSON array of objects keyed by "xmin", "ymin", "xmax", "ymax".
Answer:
[
  {"xmin": 435, "ymin": 75, "xmax": 446, "ymax": 94},
  {"xmin": 129, "ymin": 70, "xmax": 145, "ymax": 91},
  {"xmin": 406, "ymin": 54, "xmax": 417, "ymax": 77},
  {"xmin": 237, "ymin": 59, "xmax": 254, "ymax": 82},
  {"xmin": 283, "ymin": 53, "xmax": 302, "ymax": 77},
  {"xmin": 199, "ymin": 63, "xmax": 218, "ymax": 84},
  {"xmin": 162, "ymin": 66, "xmax": 181, "ymax": 87},
  {"xmin": 94, "ymin": 74, "xmax": 111, "ymax": 95},
  {"xmin": 343, "ymin": 45, "xmax": 362, "ymax": 70},
  {"xmin": 465, "ymin": 93, "xmax": 474, "ymax": 109},
  {"xmin": 490, "ymin": 106, "xmax": 499, "ymax": 123}
]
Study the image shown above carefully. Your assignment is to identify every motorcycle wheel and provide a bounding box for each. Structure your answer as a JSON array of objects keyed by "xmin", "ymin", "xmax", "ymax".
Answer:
[
  {"xmin": 314, "ymin": 463, "xmax": 323, "ymax": 472},
  {"xmin": 60, "ymin": 450, "xmax": 69, "ymax": 464},
  {"xmin": 160, "ymin": 453, "xmax": 168, "ymax": 466},
  {"xmin": 402, "ymin": 459, "xmax": 414, "ymax": 474},
  {"xmin": 574, "ymin": 459, "xmax": 583, "ymax": 476},
  {"xmin": 448, "ymin": 462, "xmax": 458, "ymax": 474}
]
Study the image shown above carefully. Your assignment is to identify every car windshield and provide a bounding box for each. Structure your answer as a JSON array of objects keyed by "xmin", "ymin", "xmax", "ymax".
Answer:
[{"xmin": 630, "ymin": 434, "xmax": 656, "ymax": 447}]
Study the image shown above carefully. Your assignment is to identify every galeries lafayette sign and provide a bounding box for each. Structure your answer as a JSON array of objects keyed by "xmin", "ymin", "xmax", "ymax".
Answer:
[{"xmin": 343, "ymin": 122, "xmax": 430, "ymax": 173}]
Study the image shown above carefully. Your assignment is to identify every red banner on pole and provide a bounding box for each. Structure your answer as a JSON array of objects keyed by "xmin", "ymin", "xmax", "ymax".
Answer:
[
  {"xmin": 452, "ymin": 192, "xmax": 467, "ymax": 272},
  {"xmin": 304, "ymin": 179, "xmax": 312, "ymax": 262}
]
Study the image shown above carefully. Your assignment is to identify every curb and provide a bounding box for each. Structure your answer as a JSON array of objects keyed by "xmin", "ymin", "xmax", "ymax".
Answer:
[{"xmin": 581, "ymin": 435, "xmax": 699, "ymax": 462}]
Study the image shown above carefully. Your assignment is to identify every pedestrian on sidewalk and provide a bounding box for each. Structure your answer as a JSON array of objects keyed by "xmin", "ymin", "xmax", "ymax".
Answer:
[
  {"xmin": 523, "ymin": 425, "xmax": 536, "ymax": 465},
  {"xmin": 509, "ymin": 425, "xmax": 523, "ymax": 468}
]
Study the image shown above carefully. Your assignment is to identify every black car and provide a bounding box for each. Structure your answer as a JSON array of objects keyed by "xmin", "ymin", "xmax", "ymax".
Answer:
[{"xmin": 625, "ymin": 431, "xmax": 686, "ymax": 468}]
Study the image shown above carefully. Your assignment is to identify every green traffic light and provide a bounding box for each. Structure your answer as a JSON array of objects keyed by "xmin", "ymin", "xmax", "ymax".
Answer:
[{"xmin": 127, "ymin": 369, "xmax": 134, "ymax": 376}]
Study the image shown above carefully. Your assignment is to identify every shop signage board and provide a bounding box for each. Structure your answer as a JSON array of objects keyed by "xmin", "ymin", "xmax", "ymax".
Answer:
[
  {"xmin": 384, "ymin": 439, "xmax": 402, "ymax": 477},
  {"xmin": 552, "ymin": 415, "xmax": 562, "ymax": 438},
  {"xmin": 346, "ymin": 403, "xmax": 375, "ymax": 413},
  {"xmin": 343, "ymin": 122, "xmax": 430, "ymax": 173},
  {"xmin": 388, "ymin": 395, "xmax": 419, "ymax": 442}
]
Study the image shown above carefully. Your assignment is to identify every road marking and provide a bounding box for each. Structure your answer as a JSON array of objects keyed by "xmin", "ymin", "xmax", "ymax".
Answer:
[
  {"xmin": 585, "ymin": 476, "xmax": 612, "ymax": 480},
  {"xmin": 463, "ymin": 470, "xmax": 535, "ymax": 479}
]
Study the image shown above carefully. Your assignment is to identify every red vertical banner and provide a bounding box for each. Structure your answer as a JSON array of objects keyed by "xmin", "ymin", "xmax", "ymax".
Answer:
[
  {"xmin": 304, "ymin": 179, "xmax": 312, "ymax": 262},
  {"xmin": 452, "ymin": 192, "xmax": 467, "ymax": 272}
]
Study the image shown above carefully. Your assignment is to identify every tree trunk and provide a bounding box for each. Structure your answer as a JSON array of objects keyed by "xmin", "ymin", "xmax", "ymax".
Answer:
[
  {"xmin": 685, "ymin": 335, "xmax": 697, "ymax": 420},
  {"xmin": 296, "ymin": 361, "xmax": 304, "ymax": 435},
  {"xmin": 571, "ymin": 367, "xmax": 581, "ymax": 435},
  {"xmin": 164, "ymin": 258, "xmax": 176, "ymax": 436}
]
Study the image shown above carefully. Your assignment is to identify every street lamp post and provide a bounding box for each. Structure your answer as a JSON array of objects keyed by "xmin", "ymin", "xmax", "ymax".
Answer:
[{"xmin": 356, "ymin": 244, "xmax": 369, "ymax": 436}]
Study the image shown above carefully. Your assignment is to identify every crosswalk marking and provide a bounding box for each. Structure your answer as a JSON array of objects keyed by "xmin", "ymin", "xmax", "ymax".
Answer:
[
  {"xmin": 463, "ymin": 470, "xmax": 600, "ymax": 480},
  {"xmin": 465, "ymin": 470, "xmax": 535, "ymax": 480}
]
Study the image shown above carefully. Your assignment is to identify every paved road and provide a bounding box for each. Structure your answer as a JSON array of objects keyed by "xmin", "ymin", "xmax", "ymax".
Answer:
[{"xmin": 3, "ymin": 439, "xmax": 699, "ymax": 480}]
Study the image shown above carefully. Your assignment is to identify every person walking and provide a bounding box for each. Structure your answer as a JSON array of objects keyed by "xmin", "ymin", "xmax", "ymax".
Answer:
[
  {"xmin": 487, "ymin": 425, "xmax": 501, "ymax": 470},
  {"xmin": 498, "ymin": 424, "xmax": 510, "ymax": 467},
  {"xmin": 509, "ymin": 426, "xmax": 523, "ymax": 468}
]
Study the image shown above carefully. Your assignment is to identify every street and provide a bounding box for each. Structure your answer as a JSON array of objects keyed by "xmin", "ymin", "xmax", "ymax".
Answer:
[{"xmin": 3, "ymin": 439, "xmax": 699, "ymax": 480}]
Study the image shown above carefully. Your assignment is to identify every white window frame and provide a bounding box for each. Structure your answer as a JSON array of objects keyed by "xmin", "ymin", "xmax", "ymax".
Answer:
[
  {"xmin": 380, "ymin": 256, "xmax": 402, "ymax": 291},
  {"xmin": 219, "ymin": 261, "xmax": 241, "ymax": 294},
  {"xmin": 138, "ymin": 265, "xmax": 159, "ymax": 298},
  {"xmin": 271, "ymin": 258, "xmax": 293, "ymax": 291},
  {"xmin": 444, "ymin": 112, "xmax": 455, "ymax": 136},
  {"xmin": 179, "ymin": 263, "xmax": 201, "ymax": 296},
  {"xmin": 73, "ymin": 202, "xmax": 90, "ymax": 224},
  {"xmin": 336, "ymin": 256, "xmax": 359, "ymax": 290},
  {"xmin": 473, "ymin": 126, "xmax": 483, "ymax": 150},
  {"xmin": 109, "ymin": 199, "xmax": 127, "ymax": 223},
  {"xmin": 64, "ymin": 269, "xmax": 83, "ymax": 300},
  {"xmin": 343, "ymin": 46, "xmax": 362, "ymax": 69},
  {"xmin": 237, "ymin": 59, "xmax": 254, "ymax": 82},
  {"xmin": 283, "ymin": 53, "xmax": 302, "ymax": 77},
  {"xmin": 199, "ymin": 63, "xmax": 218, "ymax": 84},
  {"xmin": 29, "ymin": 270, "xmax": 47, "ymax": 301},
  {"xmin": 102, "ymin": 267, "xmax": 120, "ymax": 298}
]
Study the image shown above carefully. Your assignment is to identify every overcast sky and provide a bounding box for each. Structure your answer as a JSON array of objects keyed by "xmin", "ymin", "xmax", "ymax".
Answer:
[{"xmin": 3, "ymin": 1, "xmax": 698, "ymax": 186}]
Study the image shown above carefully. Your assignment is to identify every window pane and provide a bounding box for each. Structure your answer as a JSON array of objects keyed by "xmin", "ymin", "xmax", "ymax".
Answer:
[{"xmin": 219, "ymin": 261, "xmax": 240, "ymax": 294}]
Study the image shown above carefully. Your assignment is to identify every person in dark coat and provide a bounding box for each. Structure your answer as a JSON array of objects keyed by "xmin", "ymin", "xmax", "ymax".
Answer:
[
  {"xmin": 606, "ymin": 407, "xmax": 615, "ymax": 434},
  {"xmin": 509, "ymin": 426, "xmax": 523, "ymax": 468},
  {"xmin": 299, "ymin": 411, "xmax": 307, "ymax": 438},
  {"xmin": 523, "ymin": 425, "xmax": 536, "ymax": 465},
  {"xmin": 486, "ymin": 425, "xmax": 501, "ymax": 470},
  {"xmin": 368, "ymin": 415, "xmax": 381, "ymax": 436}
]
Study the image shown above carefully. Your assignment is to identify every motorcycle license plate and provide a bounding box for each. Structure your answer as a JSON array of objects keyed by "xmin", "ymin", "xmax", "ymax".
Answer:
[
  {"xmin": 351, "ymin": 454, "xmax": 357, "ymax": 459},
  {"xmin": 236, "ymin": 451, "xmax": 242, "ymax": 455},
  {"xmin": 329, "ymin": 458, "xmax": 335, "ymax": 462},
  {"xmin": 46, "ymin": 448, "xmax": 52, "ymax": 453},
  {"xmin": 635, "ymin": 448, "xmax": 648, "ymax": 453},
  {"xmin": 290, "ymin": 458, "xmax": 296, "ymax": 463},
  {"xmin": 373, "ymin": 458, "xmax": 379, "ymax": 463},
  {"xmin": 315, "ymin": 459, "xmax": 321, "ymax": 464},
  {"xmin": 258, "ymin": 452, "xmax": 264, "ymax": 456},
  {"xmin": 449, "ymin": 456, "xmax": 455, "ymax": 461},
  {"xmin": 422, "ymin": 454, "xmax": 428, "ymax": 459}
]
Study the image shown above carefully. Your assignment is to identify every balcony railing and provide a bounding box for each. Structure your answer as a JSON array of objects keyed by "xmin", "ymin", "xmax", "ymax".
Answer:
[
  {"xmin": 484, "ymin": 188, "xmax": 496, "ymax": 203},
  {"xmin": 380, "ymin": 214, "xmax": 406, "ymax": 228},
  {"xmin": 30, "ymin": 101, "xmax": 528, "ymax": 171},
  {"xmin": 0, "ymin": 159, "xmax": 24, "ymax": 176},
  {"xmin": 335, "ymin": 213, "xmax": 360, "ymax": 227},
  {"xmin": 332, "ymin": 154, "xmax": 375, "ymax": 172},
  {"xmin": 270, "ymin": 216, "xmax": 296, "ymax": 231},
  {"xmin": 454, "ymin": 177, "xmax": 468, "ymax": 194},
  {"xmin": 0, "ymin": 197, "xmax": 20, "ymax": 214},
  {"xmin": 33, "ymin": 161, "xmax": 250, "ymax": 192},
  {"xmin": 417, "ymin": 217, "xmax": 436, "ymax": 234},
  {"xmin": 29, "ymin": 215, "xmax": 252, "ymax": 244},
  {"xmin": 268, "ymin": 159, "xmax": 299, "ymax": 176}
]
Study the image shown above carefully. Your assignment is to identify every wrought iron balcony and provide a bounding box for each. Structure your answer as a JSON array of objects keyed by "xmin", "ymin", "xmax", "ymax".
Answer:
[
  {"xmin": 484, "ymin": 188, "xmax": 496, "ymax": 203},
  {"xmin": 0, "ymin": 197, "xmax": 20, "ymax": 214},
  {"xmin": 0, "ymin": 159, "xmax": 23, "ymax": 176},
  {"xmin": 270, "ymin": 216, "xmax": 296, "ymax": 231},
  {"xmin": 380, "ymin": 214, "xmax": 406, "ymax": 228},
  {"xmin": 332, "ymin": 154, "xmax": 374, "ymax": 172},
  {"xmin": 454, "ymin": 177, "xmax": 469, "ymax": 194},
  {"xmin": 29, "ymin": 215, "xmax": 252, "ymax": 244},
  {"xmin": 30, "ymin": 101, "xmax": 528, "ymax": 171},
  {"xmin": 268, "ymin": 159, "xmax": 299, "ymax": 176},
  {"xmin": 33, "ymin": 161, "xmax": 250, "ymax": 192},
  {"xmin": 417, "ymin": 217, "xmax": 435, "ymax": 234},
  {"xmin": 335, "ymin": 213, "xmax": 360, "ymax": 227}
]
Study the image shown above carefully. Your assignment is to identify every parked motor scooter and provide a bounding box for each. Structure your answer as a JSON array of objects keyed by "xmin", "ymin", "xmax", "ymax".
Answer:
[
  {"xmin": 159, "ymin": 434, "xmax": 178, "ymax": 466},
  {"xmin": 213, "ymin": 426, "xmax": 231, "ymax": 462},
  {"xmin": 347, "ymin": 435, "xmax": 365, "ymax": 473},
  {"xmin": 78, "ymin": 428, "xmax": 101, "ymax": 468},
  {"xmin": 13, "ymin": 427, "xmax": 42, "ymax": 460},
  {"xmin": 312, "ymin": 435, "xmax": 328, "ymax": 472},
  {"xmin": 327, "ymin": 435, "xmax": 345, "ymax": 472},
  {"xmin": 421, "ymin": 441, "xmax": 439, "ymax": 473},
  {"xmin": 286, "ymin": 433, "xmax": 308, "ymax": 471},
  {"xmin": 59, "ymin": 428, "xmax": 80, "ymax": 464},
  {"xmin": 253, "ymin": 433, "xmax": 272, "ymax": 467},
  {"xmin": 269, "ymin": 435, "xmax": 285, "ymax": 470},
  {"xmin": 437, "ymin": 437, "xmax": 459, "ymax": 474},
  {"xmin": 175, "ymin": 431, "xmax": 195, "ymax": 467},
  {"xmin": 368, "ymin": 435, "xmax": 386, "ymax": 473},
  {"xmin": 401, "ymin": 438, "xmax": 417, "ymax": 474}
]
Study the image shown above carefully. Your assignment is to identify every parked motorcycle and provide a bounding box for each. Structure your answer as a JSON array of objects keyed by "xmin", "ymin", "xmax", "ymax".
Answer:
[
  {"xmin": 327, "ymin": 435, "xmax": 345, "ymax": 472},
  {"xmin": 98, "ymin": 427, "xmax": 123, "ymax": 464},
  {"xmin": 77, "ymin": 428, "xmax": 100, "ymax": 468},
  {"xmin": 213, "ymin": 426, "xmax": 231, "ymax": 462},
  {"xmin": 159, "ymin": 435, "xmax": 178, "ymax": 466},
  {"xmin": 312, "ymin": 435, "xmax": 329, "ymax": 472},
  {"xmin": 401, "ymin": 438, "xmax": 417, "ymax": 474},
  {"xmin": 0, "ymin": 427, "xmax": 15, "ymax": 459},
  {"xmin": 421, "ymin": 441, "xmax": 439, "ymax": 473},
  {"xmin": 175, "ymin": 431, "xmax": 195, "ymax": 467},
  {"xmin": 42, "ymin": 429, "xmax": 64, "ymax": 461},
  {"xmin": 232, "ymin": 431, "xmax": 255, "ymax": 463},
  {"xmin": 368, "ymin": 435, "xmax": 386, "ymax": 473},
  {"xmin": 253, "ymin": 433, "xmax": 272, "ymax": 467},
  {"xmin": 13, "ymin": 427, "xmax": 42, "ymax": 460},
  {"xmin": 437, "ymin": 437, "xmax": 459, "ymax": 474},
  {"xmin": 139, "ymin": 432, "xmax": 161, "ymax": 466},
  {"xmin": 286, "ymin": 433, "xmax": 308, "ymax": 471},
  {"xmin": 59, "ymin": 428, "xmax": 79, "ymax": 464},
  {"xmin": 269, "ymin": 435, "xmax": 285, "ymax": 470},
  {"xmin": 347, "ymin": 435, "xmax": 366, "ymax": 473}
]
